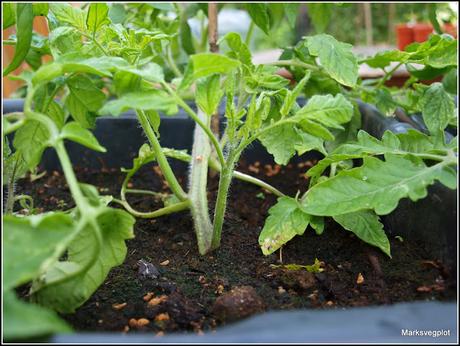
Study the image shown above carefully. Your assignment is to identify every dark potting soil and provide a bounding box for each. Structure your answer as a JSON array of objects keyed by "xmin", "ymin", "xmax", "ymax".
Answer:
[{"xmin": 15, "ymin": 159, "xmax": 456, "ymax": 336}]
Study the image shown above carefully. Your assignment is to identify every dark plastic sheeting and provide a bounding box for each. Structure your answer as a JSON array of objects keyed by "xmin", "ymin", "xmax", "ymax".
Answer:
[
  {"xmin": 51, "ymin": 302, "xmax": 457, "ymax": 343},
  {"xmin": 3, "ymin": 99, "xmax": 457, "ymax": 343}
]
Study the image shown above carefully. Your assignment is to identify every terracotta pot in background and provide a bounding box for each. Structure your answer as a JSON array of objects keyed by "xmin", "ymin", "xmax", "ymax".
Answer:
[
  {"xmin": 396, "ymin": 23, "xmax": 414, "ymax": 50},
  {"xmin": 443, "ymin": 23, "xmax": 458, "ymax": 38},
  {"xmin": 413, "ymin": 23, "xmax": 433, "ymax": 42}
]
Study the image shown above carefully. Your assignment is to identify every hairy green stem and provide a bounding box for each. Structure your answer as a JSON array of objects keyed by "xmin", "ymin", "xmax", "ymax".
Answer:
[
  {"xmin": 211, "ymin": 152, "xmax": 239, "ymax": 250},
  {"xmin": 136, "ymin": 109, "xmax": 188, "ymax": 201},
  {"xmin": 55, "ymin": 141, "xmax": 89, "ymax": 210},
  {"xmin": 112, "ymin": 198, "xmax": 190, "ymax": 219},
  {"xmin": 189, "ymin": 109, "xmax": 214, "ymax": 255}
]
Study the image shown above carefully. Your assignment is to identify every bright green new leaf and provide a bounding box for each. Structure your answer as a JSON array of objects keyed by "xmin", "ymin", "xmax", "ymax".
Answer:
[
  {"xmin": 3, "ymin": 3, "xmax": 33, "ymax": 76},
  {"xmin": 305, "ymin": 34, "xmax": 358, "ymax": 87},
  {"xmin": 245, "ymin": 3, "xmax": 271, "ymax": 35},
  {"xmin": 86, "ymin": 3, "xmax": 110, "ymax": 35},
  {"xmin": 4, "ymin": 290, "xmax": 71, "ymax": 341},
  {"xmin": 99, "ymin": 90, "xmax": 178, "ymax": 116},
  {"xmin": 196, "ymin": 74, "xmax": 224, "ymax": 116},
  {"xmin": 3, "ymin": 213, "xmax": 74, "ymax": 290},
  {"xmin": 333, "ymin": 210, "xmax": 391, "ymax": 257},
  {"xmin": 190, "ymin": 53, "xmax": 241, "ymax": 80},
  {"xmin": 280, "ymin": 71, "xmax": 311, "ymax": 117},
  {"xmin": 219, "ymin": 32, "xmax": 252, "ymax": 66},
  {"xmin": 50, "ymin": 3, "xmax": 86, "ymax": 31},
  {"xmin": 259, "ymin": 196, "xmax": 311, "ymax": 255},
  {"xmin": 60, "ymin": 121, "xmax": 106, "ymax": 152},
  {"xmin": 66, "ymin": 74, "xmax": 106, "ymax": 128},
  {"xmin": 303, "ymin": 154, "xmax": 457, "ymax": 216},
  {"xmin": 420, "ymin": 82, "xmax": 454, "ymax": 134}
]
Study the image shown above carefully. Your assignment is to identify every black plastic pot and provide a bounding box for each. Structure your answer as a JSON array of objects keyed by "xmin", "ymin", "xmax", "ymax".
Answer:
[{"xmin": 2, "ymin": 99, "xmax": 457, "ymax": 343}]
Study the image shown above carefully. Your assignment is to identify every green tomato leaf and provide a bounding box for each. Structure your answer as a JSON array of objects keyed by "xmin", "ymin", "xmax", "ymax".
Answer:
[
  {"xmin": 3, "ymin": 213, "xmax": 74, "ymax": 290},
  {"xmin": 442, "ymin": 68, "xmax": 457, "ymax": 94},
  {"xmin": 99, "ymin": 90, "xmax": 178, "ymax": 116},
  {"xmin": 180, "ymin": 17, "xmax": 195, "ymax": 55},
  {"xmin": 303, "ymin": 154, "xmax": 457, "ymax": 216},
  {"xmin": 280, "ymin": 71, "xmax": 311, "ymax": 117},
  {"xmin": 3, "ymin": 3, "xmax": 16, "ymax": 29},
  {"xmin": 295, "ymin": 94, "xmax": 354, "ymax": 129},
  {"xmin": 60, "ymin": 121, "xmax": 106, "ymax": 152},
  {"xmin": 50, "ymin": 3, "xmax": 86, "ymax": 32},
  {"xmin": 305, "ymin": 34, "xmax": 358, "ymax": 87},
  {"xmin": 420, "ymin": 82, "xmax": 455, "ymax": 134},
  {"xmin": 190, "ymin": 53, "xmax": 241, "ymax": 80},
  {"xmin": 33, "ymin": 3, "xmax": 49, "ymax": 17},
  {"xmin": 86, "ymin": 3, "xmax": 110, "ymax": 35},
  {"xmin": 108, "ymin": 4, "xmax": 126, "ymax": 24},
  {"xmin": 219, "ymin": 32, "xmax": 252, "ymax": 67},
  {"xmin": 13, "ymin": 120, "xmax": 49, "ymax": 170},
  {"xmin": 32, "ymin": 208, "xmax": 135, "ymax": 313},
  {"xmin": 307, "ymin": 4, "xmax": 332, "ymax": 33},
  {"xmin": 4, "ymin": 290, "xmax": 71, "ymax": 342},
  {"xmin": 3, "ymin": 3, "xmax": 33, "ymax": 76},
  {"xmin": 333, "ymin": 211, "xmax": 391, "ymax": 257},
  {"xmin": 308, "ymin": 129, "xmax": 444, "ymax": 178},
  {"xmin": 245, "ymin": 3, "xmax": 271, "ymax": 35},
  {"xmin": 65, "ymin": 74, "xmax": 106, "ymax": 128},
  {"xmin": 259, "ymin": 124, "xmax": 298, "ymax": 165},
  {"xmin": 283, "ymin": 3, "xmax": 300, "ymax": 28},
  {"xmin": 196, "ymin": 74, "xmax": 224, "ymax": 116},
  {"xmin": 309, "ymin": 215, "xmax": 325, "ymax": 235},
  {"xmin": 259, "ymin": 196, "xmax": 311, "ymax": 255}
]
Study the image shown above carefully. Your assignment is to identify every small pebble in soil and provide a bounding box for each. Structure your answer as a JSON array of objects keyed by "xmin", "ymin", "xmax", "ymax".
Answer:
[
  {"xmin": 143, "ymin": 292, "xmax": 155, "ymax": 301},
  {"xmin": 356, "ymin": 273, "xmax": 365, "ymax": 284},
  {"xmin": 212, "ymin": 286, "xmax": 265, "ymax": 323},
  {"xmin": 148, "ymin": 295, "xmax": 168, "ymax": 307},
  {"xmin": 137, "ymin": 259, "xmax": 160, "ymax": 279},
  {"xmin": 112, "ymin": 302, "xmax": 127, "ymax": 310},
  {"xmin": 129, "ymin": 318, "xmax": 150, "ymax": 329},
  {"xmin": 155, "ymin": 312, "xmax": 170, "ymax": 322},
  {"xmin": 160, "ymin": 260, "xmax": 170, "ymax": 266}
]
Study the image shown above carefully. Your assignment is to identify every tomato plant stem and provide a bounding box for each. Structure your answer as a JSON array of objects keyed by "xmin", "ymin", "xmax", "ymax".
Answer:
[{"xmin": 136, "ymin": 109, "xmax": 188, "ymax": 201}]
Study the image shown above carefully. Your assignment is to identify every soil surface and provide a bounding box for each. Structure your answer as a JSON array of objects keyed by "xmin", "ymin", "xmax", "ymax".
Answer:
[{"xmin": 15, "ymin": 159, "xmax": 456, "ymax": 336}]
